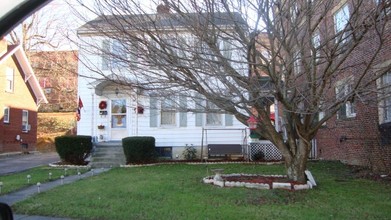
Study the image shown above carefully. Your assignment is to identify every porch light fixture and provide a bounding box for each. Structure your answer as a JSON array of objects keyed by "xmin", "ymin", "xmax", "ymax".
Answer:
[
  {"xmin": 115, "ymin": 87, "xmax": 119, "ymax": 95},
  {"xmin": 247, "ymin": 115, "xmax": 258, "ymax": 130}
]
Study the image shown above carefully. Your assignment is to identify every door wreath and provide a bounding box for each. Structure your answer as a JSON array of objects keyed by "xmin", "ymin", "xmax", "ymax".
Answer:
[{"xmin": 99, "ymin": 101, "xmax": 107, "ymax": 110}]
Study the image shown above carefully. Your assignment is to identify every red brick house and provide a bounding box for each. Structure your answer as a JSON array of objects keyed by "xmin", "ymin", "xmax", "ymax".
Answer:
[
  {"xmin": 0, "ymin": 39, "xmax": 48, "ymax": 153},
  {"xmin": 315, "ymin": 1, "xmax": 391, "ymax": 170},
  {"xmin": 28, "ymin": 50, "xmax": 78, "ymax": 112}
]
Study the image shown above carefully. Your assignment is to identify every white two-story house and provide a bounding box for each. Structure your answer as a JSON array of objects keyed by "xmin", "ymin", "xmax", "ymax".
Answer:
[{"xmin": 76, "ymin": 6, "xmax": 250, "ymax": 158}]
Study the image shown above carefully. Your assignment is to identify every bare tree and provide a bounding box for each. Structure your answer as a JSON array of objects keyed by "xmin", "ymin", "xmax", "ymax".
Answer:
[{"xmin": 74, "ymin": 0, "xmax": 390, "ymax": 182}]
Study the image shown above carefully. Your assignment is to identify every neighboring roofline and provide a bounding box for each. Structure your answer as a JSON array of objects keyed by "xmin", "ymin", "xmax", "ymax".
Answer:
[
  {"xmin": 77, "ymin": 11, "xmax": 247, "ymax": 36},
  {"xmin": 0, "ymin": 43, "xmax": 48, "ymax": 106}
]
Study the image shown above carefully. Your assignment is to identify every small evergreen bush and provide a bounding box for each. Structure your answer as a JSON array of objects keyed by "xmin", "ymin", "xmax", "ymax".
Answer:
[
  {"xmin": 122, "ymin": 136, "xmax": 157, "ymax": 164},
  {"xmin": 182, "ymin": 145, "xmax": 197, "ymax": 160},
  {"xmin": 55, "ymin": 135, "xmax": 92, "ymax": 165}
]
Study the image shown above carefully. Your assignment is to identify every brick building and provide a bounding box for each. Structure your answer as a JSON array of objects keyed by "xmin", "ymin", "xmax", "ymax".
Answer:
[
  {"xmin": 28, "ymin": 50, "xmax": 78, "ymax": 112},
  {"xmin": 315, "ymin": 0, "xmax": 391, "ymax": 170},
  {"xmin": 0, "ymin": 39, "xmax": 47, "ymax": 153}
]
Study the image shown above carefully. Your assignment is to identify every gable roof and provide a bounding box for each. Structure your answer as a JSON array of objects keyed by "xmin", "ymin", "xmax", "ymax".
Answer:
[
  {"xmin": 0, "ymin": 42, "xmax": 48, "ymax": 106},
  {"xmin": 78, "ymin": 12, "xmax": 246, "ymax": 35}
]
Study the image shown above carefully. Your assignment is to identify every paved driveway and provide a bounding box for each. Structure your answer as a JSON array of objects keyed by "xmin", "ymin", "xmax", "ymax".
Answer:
[{"xmin": 0, "ymin": 152, "xmax": 60, "ymax": 175}]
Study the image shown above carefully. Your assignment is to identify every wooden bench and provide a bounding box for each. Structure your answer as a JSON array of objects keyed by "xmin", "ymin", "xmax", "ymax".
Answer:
[{"xmin": 207, "ymin": 144, "xmax": 243, "ymax": 159}]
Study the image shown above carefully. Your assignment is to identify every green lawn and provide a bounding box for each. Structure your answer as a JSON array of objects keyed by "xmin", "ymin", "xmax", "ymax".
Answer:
[
  {"xmin": 0, "ymin": 166, "xmax": 89, "ymax": 195},
  {"xmin": 11, "ymin": 161, "xmax": 391, "ymax": 220}
]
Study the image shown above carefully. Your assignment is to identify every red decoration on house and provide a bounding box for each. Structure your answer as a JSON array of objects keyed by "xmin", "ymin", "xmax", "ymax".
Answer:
[
  {"xmin": 99, "ymin": 101, "xmax": 107, "ymax": 110},
  {"xmin": 136, "ymin": 106, "xmax": 144, "ymax": 114}
]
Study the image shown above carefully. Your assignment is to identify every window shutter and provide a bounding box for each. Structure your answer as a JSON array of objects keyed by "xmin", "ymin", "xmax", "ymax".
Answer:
[
  {"xmin": 225, "ymin": 114, "xmax": 233, "ymax": 126},
  {"xmin": 102, "ymin": 40, "xmax": 110, "ymax": 70},
  {"xmin": 150, "ymin": 97, "xmax": 158, "ymax": 127},
  {"xmin": 179, "ymin": 96, "xmax": 187, "ymax": 127},
  {"xmin": 195, "ymin": 96, "xmax": 203, "ymax": 127}
]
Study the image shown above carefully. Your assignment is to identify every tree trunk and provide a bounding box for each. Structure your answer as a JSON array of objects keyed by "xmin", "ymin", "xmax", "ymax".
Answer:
[{"xmin": 285, "ymin": 139, "xmax": 310, "ymax": 183}]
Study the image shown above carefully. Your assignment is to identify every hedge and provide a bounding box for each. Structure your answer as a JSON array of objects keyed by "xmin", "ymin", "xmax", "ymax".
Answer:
[
  {"xmin": 122, "ymin": 136, "xmax": 157, "ymax": 164},
  {"xmin": 55, "ymin": 135, "xmax": 92, "ymax": 165}
]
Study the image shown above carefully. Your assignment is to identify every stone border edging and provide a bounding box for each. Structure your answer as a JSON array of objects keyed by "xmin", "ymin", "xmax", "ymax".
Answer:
[
  {"xmin": 120, "ymin": 161, "xmax": 284, "ymax": 167},
  {"xmin": 203, "ymin": 173, "xmax": 314, "ymax": 190}
]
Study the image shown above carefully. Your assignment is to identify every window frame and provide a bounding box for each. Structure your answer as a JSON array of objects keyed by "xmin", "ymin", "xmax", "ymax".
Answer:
[
  {"xmin": 379, "ymin": 72, "xmax": 391, "ymax": 123},
  {"xmin": 3, "ymin": 107, "xmax": 10, "ymax": 123},
  {"xmin": 336, "ymin": 81, "xmax": 356, "ymax": 119},
  {"xmin": 205, "ymin": 101, "xmax": 222, "ymax": 126},
  {"xmin": 333, "ymin": 4, "xmax": 350, "ymax": 44},
  {"xmin": 111, "ymin": 99, "xmax": 127, "ymax": 129},
  {"xmin": 160, "ymin": 98, "xmax": 177, "ymax": 127},
  {"xmin": 22, "ymin": 110, "xmax": 29, "ymax": 132}
]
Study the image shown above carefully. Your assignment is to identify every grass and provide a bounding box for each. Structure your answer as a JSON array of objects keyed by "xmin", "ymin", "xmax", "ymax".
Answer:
[
  {"xmin": 0, "ymin": 166, "xmax": 89, "ymax": 195},
  {"xmin": 11, "ymin": 161, "xmax": 391, "ymax": 220}
]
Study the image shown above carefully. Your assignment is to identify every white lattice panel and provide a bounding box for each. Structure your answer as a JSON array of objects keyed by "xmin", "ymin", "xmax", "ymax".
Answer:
[{"xmin": 249, "ymin": 141, "xmax": 282, "ymax": 161}]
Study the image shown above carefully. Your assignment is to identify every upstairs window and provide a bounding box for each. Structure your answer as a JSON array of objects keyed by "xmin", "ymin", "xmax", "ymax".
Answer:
[
  {"xmin": 5, "ymin": 68, "xmax": 14, "ymax": 93},
  {"xmin": 312, "ymin": 33, "xmax": 321, "ymax": 62},
  {"xmin": 334, "ymin": 4, "xmax": 350, "ymax": 44},
  {"xmin": 102, "ymin": 39, "xmax": 138, "ymax": 70},
  {"xmin": 336, "ymin": 80, "xmax": 356, "ymax": 119},
  {"xmin": 375, "ymin": 0, "xmax": 391, "ymax": 16},
  {"xmin": 293, "ymin": 51, "xmax": 301, "ymax": 75},
  {"xmin": 379, "ymin": 72, "xmax": 391, "ymax": 123},
  {"xmin": 3, "ymin": 107, "xmax": 10, "ymax": 123}
]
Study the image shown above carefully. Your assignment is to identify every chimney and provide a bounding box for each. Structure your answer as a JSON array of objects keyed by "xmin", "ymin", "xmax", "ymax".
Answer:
[{"xmin": 157, "ymin": 3, "xmax": 170, "ymax": 14}]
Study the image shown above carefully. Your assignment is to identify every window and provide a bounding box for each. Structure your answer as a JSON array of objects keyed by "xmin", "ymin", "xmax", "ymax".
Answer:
[
  {"xmin": 290, "ymin": 2, "xmax": 299, "ymax": 22},
  {"xmin": 293, "ymin": 51, "xmax": 301, "ymax": 75},
  {"xmin": 312, "ymin": 33, "xmax": 320, "ymax": 61},
  {"xmin": 22, "ymin": 110, "xmax": 29, "ymax": 132},
  {"xmin": 375, "ymin": 0, "xmax": 391, "ymax": 16},
  {"xmin": 219, "ymin": 39, "xmax": 232, "ymax": 60},
  {"xmin": 336, "ymin": 81, "xmax": 356, "ymax": 119},
  {"xmin": 334, "ymin": 4, "xmax": 350, "ymax": 44},
  {"xmin": 379, "ymin": 72, "xmax": 391, "ymax": 123},
  {"xmin": 5, "ymin": 68, "xmax": 14, "ymax": 92},
  {"xmin": 155, "ymin": 147, "xmax": 172, "ymax": 158},
  {"xmin": 161, "ymin": 98, "xmax": 176, "ymax": 126},
  {"xmin": 111, "ymin": 99, "xmax": 126, "ymax": 128},
  {"xmin": 206, "ymin": 101, "xmax": 222, "ymax": 126},
  {"xmin": 102, "ymin": 39, "xmax": 137, "ymax": 70},
  {"xmin": 3, "ymin": 107, "xmax": 10, "ymax": 123}
]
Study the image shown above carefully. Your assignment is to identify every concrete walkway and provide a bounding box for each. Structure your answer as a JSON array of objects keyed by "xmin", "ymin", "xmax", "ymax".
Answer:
[{"xmin": 0, "ymin": 152, "xmax": 109, "ymax": 220}]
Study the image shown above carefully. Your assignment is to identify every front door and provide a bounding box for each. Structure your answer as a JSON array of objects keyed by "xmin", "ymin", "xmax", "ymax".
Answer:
[{"xmin": 110, "ymin": 99, "xmax": 128, "ymax": 140}]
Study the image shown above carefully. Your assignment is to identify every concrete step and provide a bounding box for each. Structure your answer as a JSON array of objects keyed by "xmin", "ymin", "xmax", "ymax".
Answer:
[{"xmin": 91, "ymin": 142, "xmax": 126, "ymax": 168}]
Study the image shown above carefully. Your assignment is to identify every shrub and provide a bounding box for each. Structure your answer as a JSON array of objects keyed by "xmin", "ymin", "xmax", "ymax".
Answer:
[
  {"xmin": 55, "ymin": 135, "xmax": 92, "ymax": 165},
  {"xmin": 182, "ymin": 145, "xmax": 197, "ymax": 160},
  {"xmin": 122, "ymin": 136, "xmax": 157, "ymax": 164},
  {"xmin": 252, "ymin": 151, "xmax": 265, "ymax": 161}
]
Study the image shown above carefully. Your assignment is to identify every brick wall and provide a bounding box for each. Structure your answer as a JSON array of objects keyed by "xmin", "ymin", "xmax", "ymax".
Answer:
[{"xmin": 0, "ymin": 40, "xmax": 39, "ymax": 153}]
